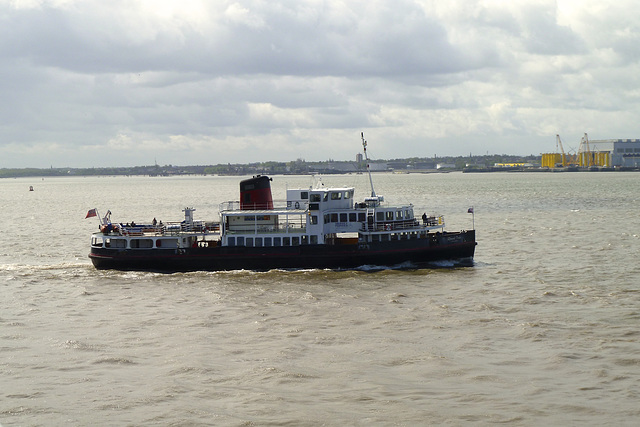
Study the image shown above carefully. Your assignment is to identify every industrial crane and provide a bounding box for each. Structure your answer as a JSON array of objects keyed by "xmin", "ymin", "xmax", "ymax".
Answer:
[
  {"xmin": 556, "ymin": 134, "xmax": 567, "ymax": 167},
  {"xmin": 579, "ymin": 132, "xmax": 593, "ymax": 167}
]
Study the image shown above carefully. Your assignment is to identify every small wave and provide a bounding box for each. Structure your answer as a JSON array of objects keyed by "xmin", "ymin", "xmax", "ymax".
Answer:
[
  {"xmin": 198, "ymin": 259, "xmax": 471, "ymax": 275},
  {"xmin": 0, "ymin": 262, "xmax": 92, "ymax": 273},
  {"xmin": 354, "ymin": 258, "xmax": 474, "ymax": 271},
  {"xmin": 63, "ymin": 340, "xmax": 104, "ymax": 352},
  {"xmin": 428, "ymin": 259, "xmax": 458, "ymax": 268},
  {"xmin": 427, "ymin": 257, "xmax": 475, "ymax": 268},
  {"xmin": 93, "ymin": 357, "xmax": 136, "ymax": 365}
]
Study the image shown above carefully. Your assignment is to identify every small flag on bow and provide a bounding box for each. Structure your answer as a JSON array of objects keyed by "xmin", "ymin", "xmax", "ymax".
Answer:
[
  {"xmin": 467, "ymin": 207, "xmax": 474, "ymax": 214},
  {"xmin": 85, "ymin": 208, "xmax": 97, "ymax": 219}
]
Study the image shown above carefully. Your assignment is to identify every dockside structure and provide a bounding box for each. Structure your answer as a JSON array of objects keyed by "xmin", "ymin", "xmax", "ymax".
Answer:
[{"xmin": 542, "ymin": 138, "xmax": 640, "ymax": 168}]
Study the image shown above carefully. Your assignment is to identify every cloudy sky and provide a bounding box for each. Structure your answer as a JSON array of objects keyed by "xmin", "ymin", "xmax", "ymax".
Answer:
[{"xmin": 1, "ymin": 0, "xmax": 639, "ymax": 168}]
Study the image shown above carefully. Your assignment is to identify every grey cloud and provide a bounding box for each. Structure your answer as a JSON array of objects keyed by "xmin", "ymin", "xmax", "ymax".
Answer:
[{"xmin": 1, "ymin": 1, "xmax": 640, "ymax": 168}]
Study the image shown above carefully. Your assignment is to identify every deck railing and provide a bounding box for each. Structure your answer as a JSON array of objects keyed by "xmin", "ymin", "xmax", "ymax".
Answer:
[
  {"xmin": 114, "ymin": 220, "xmax": 219, "ymax": 236},
  {"xmin": 362, "ymin": 216, "xmax": 444, "ymax": 232},
  {"xmin": 219, "ymin": 199, "xmax": 298, "ymax": 211},
  {"xmin": 225, "ymin": 223, "xmax": 307, "ymax": 235}
]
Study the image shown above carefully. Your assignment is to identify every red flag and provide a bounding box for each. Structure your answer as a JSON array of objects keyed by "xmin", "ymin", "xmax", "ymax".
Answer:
[{"xmin": 85, "ymin": 208, "xmax": 97, "ymax": 219}]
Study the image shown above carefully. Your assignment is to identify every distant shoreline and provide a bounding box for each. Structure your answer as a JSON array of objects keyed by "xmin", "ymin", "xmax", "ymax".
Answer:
[
  {"xmin": 0, "ymin": 154, "xmax": 535, "ymax": 178},
  {"xmin": 3, "ymin": 166, "xmax": 639, "ymax": 179}
]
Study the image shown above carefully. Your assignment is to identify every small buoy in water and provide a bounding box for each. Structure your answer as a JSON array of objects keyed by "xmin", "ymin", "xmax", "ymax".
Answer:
[{"xmin": 29, "ymin": 186, "xmax": 34, "ymax": 191}]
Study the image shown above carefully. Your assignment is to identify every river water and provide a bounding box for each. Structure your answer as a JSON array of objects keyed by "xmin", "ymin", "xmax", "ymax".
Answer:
[{"xmin": 1, "ymin": 172, "xmax": 639, "ymax": 426}]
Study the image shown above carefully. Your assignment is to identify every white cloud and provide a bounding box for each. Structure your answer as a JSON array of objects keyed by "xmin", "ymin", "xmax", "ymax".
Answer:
[{"xmin": 225, "ymin": 2, "xmax": 267, "ymax": 29}]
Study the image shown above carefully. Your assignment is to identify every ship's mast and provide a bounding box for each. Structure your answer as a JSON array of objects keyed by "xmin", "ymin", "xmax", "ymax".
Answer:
[{"xmin": 361, "ymin": 132, "xmax": 376, "ymax": 197}]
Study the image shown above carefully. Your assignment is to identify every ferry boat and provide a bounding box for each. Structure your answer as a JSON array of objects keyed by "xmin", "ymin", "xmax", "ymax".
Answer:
[{"xmin": 88, "ymin": 135, "xmax": 476, "ymax": 272}]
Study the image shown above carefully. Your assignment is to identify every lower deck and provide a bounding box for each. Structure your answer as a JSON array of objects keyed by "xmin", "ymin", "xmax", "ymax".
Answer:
[
  {"xmin": 93, "ymin": 221, "xmax": 445, "ymax": 251},
  {"xmin": 89, "ymin": 230, "xmax": 476, "ymax": 272}
]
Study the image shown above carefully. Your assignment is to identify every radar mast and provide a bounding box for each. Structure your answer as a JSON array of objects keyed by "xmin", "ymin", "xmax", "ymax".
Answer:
[{"xmin": 361, "ymin": 132, "xmax": 376, "ymax": 198}]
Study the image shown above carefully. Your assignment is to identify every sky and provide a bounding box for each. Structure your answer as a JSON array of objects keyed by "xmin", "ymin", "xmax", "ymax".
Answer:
[{"xmin": 2, "ymin": 0, "xmax": 640, "ymax": 168}]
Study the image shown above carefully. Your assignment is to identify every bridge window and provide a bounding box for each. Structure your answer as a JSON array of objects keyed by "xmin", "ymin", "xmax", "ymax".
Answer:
[
  {"xmin": 105, "ymin": 238, "xmax": 127, "ymax": 248},
  {"xmin": 331, "ymin": 192, "xmax": 342, "ymax": 200},
  {"xmin": 131, "ymin": 239, "xmax": 153, "ymax": 249},
  {"xmin": 156, "ymin": 238, "xmax": 178, "ymax": 248}
]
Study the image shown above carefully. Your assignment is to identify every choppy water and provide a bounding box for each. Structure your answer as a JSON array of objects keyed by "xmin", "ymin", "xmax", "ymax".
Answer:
[{"xmin": 2, "ymin": 172, "xmax": 640, "ymax": 426}]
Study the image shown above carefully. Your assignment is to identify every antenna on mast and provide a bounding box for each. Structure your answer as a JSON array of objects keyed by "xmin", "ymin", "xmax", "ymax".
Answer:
[{"xmin": 361, "ymin": 132, "xmax": 376, "ymax": 197}]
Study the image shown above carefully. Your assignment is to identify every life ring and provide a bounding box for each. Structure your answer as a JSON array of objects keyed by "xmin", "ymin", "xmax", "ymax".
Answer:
[
  {"xmin": 295, "ymin": 201, "xmax": 300, "ymax": 209},
  {"xmin": 385, "ymin": 224, "xmax": 391, "ymax": 231}
]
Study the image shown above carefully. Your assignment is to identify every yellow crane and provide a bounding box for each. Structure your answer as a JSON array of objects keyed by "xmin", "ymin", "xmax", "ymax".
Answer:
[
  {"xmin": 556, "ymin": 134, "xmax": 567, "ymax": 167},
  {"xmin": 579, "ymin": 132, "xmax": 593, "ymax": 167}
]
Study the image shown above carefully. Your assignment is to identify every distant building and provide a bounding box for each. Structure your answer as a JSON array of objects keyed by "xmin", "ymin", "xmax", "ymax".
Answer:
[
  {"xmin": 494, "ymin": 163, "xmax": 533, "ymax": 168},
  {"xmin": 356, "ymin": 153, "xmax": 363, "ymax": 163},
  {"xmin": 368, "ymin": 163, "xmax": 388, "ymax": 171},
  {"xmin": 436, "ymin": 163, "xmax": 456, "ymax": 170},
  {"xmin": 325, "ymin": 161, "xmax": 358, "ymax": 172},
  {"xmin": 589, "ymin": 139, "xmax": 640, "ymax": 167},
  {"xmin": 387, "ymin": 161, "xmax": 436, "ymax": 170}
]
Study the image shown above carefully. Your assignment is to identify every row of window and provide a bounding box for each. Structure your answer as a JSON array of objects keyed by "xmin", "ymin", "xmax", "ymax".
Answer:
[
  {"xmin": 322, "ymin": 209, "xmax": 414, "ymax": 224},
  {"xmin": 227, "ymin": 235, "xmax": 319, "ymax": 247},
  {"xmin": 377, "ymin": 209, "xmax": 414, "ymax": 221},
  {"xmin": 293, "ymin": 190, "xmax": 355, "ymax": 203},
  {"xmin": 616, "ymin": 148, "xmax": 640, "ymax": 153},
  {"xmin": 95, "ymin": 238, "xmax": 179, "ymax": 249},
  {"xmin": 324, "ymin": 212, "xmax": 366, "ymax": 223},
  {"xmin": 243, "ymin": 215, "xmax": 272, "ymax": 221},
  {"xmin": 367, "ymin": 231, "xmax": 427, "ymax": 242}
]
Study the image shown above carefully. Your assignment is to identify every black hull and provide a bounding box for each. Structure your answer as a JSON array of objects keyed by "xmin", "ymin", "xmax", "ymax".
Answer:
[{"xmin": 90, "ymin": 231, "xmax": 476, "ymax": 273}]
